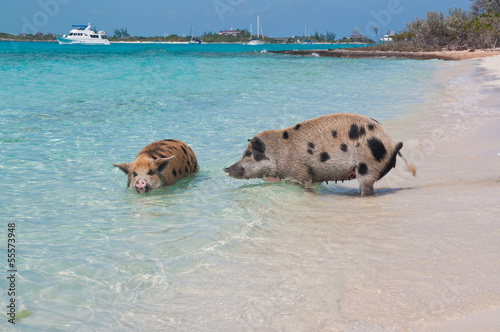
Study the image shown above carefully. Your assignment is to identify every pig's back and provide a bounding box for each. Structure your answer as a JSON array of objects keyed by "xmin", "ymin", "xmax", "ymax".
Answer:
[{"xmin": 136, "ymin": 139, "xmax": 198, "ymax": 184}]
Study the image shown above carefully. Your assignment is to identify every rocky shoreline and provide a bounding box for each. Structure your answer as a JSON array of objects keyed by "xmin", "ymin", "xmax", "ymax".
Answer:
[{"xmin": 271, "ymin": 49, "xmax": 500, "ymax": 60}]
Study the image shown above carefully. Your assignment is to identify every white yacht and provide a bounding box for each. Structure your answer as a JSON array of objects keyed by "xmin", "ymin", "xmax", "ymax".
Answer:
[{"xmin": 56, "ymin": 24, "xmax": 110, "ymax": 45}]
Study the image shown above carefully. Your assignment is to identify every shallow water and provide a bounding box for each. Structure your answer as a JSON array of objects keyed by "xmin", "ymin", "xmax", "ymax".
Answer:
[{"xmin": 0, "ymin": 42, "xmax": 498, "ymax": 331}]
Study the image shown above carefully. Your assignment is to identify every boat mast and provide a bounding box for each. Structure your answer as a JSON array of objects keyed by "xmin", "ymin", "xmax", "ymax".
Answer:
[
  {"xmin": 190, "ymin": 15, "xmax": 195, "ymax": 42},
  {"xmin": 260, "ymin": 17, "xmax": 264, "ymax": 42},
  {"xmin": 257, "ymin": 16, "xmax": 260, "ymax": 40}
]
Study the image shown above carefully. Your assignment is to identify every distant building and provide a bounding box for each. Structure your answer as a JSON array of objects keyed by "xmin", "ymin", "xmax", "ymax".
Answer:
[
  {"xmin": 275, "ymin": 38, "xmax": 288, "ymax": 44},
  {"xmin": 380, "ymin": 31, "xmax": 395, "ymax": 44},
  {"xmin": 45, "ymin": 33, "xmax": 53, "ymax": 36},
  {"xmin": 35, "ymin": 31, "xmax": 43, "ymax": 36},
  {"xmin": 219, "ymin": 28, "xmax": 240, "ymax": 36},
  {"xmin": 348, "ymin": 32, "xmax": 366, "ymax": 39},
  {"xmin": 19, "ymin": 33, "xmax": 29, "ymax": 38}
]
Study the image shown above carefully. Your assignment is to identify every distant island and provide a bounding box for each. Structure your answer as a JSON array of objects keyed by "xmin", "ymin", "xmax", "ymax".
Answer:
[
  {"xmin": 274, "ymin": 1, "xmax": 500, "ymax": 60},
  {"xmin": 0, "ymin": 27, "xmax": 375, "ymax": 45}
]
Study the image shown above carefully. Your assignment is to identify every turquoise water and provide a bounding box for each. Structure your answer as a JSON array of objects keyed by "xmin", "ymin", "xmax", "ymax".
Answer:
[{"xmin": 0, "ymin": 42, "xmax": 440, "ymax": 330}]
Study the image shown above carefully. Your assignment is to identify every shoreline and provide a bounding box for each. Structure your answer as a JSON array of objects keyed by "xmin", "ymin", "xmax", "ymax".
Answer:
[
  {"xmin": 272, "ymin": 48, "xmax": 500, "ymax": 60},
  {"xmin": 0, "ymin": 39, "xmax": 362, "ymax": 46},
  {"xmin": 414, "ymin": 55, "xmax": 500, "ymax": 329}
]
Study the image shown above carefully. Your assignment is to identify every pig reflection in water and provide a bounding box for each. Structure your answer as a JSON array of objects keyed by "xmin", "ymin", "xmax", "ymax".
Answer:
[
  {"xmin": 113, "ymin": 139, "xmax": 198, "ymax": 193},
  {"xmin": 224, "ymin": 113, "xmax": 416, "ymax": 197}
]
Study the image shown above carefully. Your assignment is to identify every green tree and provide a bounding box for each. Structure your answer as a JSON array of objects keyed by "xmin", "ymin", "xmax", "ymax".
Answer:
[
  {"xmin": 326, "ymin": 31, "xmax": 336, "ymax": 42},
  {"xmin": 470, "ymin": 0, "xmax": 500, "ymax": 14},
  {"xmin": 113, "ymin": 28, "xmax": 129, "ymax": 38},
  {"xmin": 373, "ymin": 25, "xmax": 380, "ymax": 44},
  {"xmin": 446, "ymin": 7, "xmax": 469, "ymax": 47}
]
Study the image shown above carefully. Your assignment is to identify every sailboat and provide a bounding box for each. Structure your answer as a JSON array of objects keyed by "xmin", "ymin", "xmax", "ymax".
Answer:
[
  {"xmin": 302, "ymin": 23, "xmax": 312, "ymax": 44},
  {"xmin": 189, "ymin": 15, "xmax": 202, "ymax": 44},
  {"xmin": 246, "ymin": 16, "xmax": 265, "ymax": 45}
]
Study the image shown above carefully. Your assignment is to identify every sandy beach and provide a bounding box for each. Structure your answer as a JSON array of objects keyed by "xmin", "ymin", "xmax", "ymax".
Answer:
[
  {"xmin": 272, "ymin": 48, "xmax": 500, "ymax": 60},
  {"xmin": 428, "ymin": 56, "xmax": 500, "ymax": 330},
  {"xmin": 392, "ymin": 55, "xmax": 500, "ymax": 330},
  {"xmin": 428, "ymin": 115, "xmax": 500, "ymax": 330}
]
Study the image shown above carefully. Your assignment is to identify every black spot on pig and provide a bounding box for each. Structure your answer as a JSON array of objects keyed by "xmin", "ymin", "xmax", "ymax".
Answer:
[
  {"xmin": 368, "ymin": 123, "xmax": 375, "ymax": 131},
  {"xmin": 378, "ymin": 142, "xmax": 403, "ymax": 180},
  {"xmin": 340, "ymin": 143, "xmax": 348, "ymax": 152},
  {"xmin": 359, "ymin": 126, "xmax": 366, "ymax": 136},
  {"xmin": 307, "ymin": 149, "xmax": 314, "ymax": 155},
  {"xmin": 283, "ymin": 131, "xmax": 289, "ymax": 139},
  {"xmin": 349, "ymin": 124, "xmax": 360, "ymax": 140},
  {"xmin": 172, "ymin": 168, "xmax": 177, "ymax": 177},
  {"xmin": 367, "ymin": 137, "xmax": 387, "ymax": 162},
  {"xmin": 294, "ymin": 124, "xmax": 301, "ymax": 130},
  {"xmin": 331, "ymin": 130, "xmax": 337, "ymax": 138},
  {"xmin": 181, "ymin": 145, "xmax": 188, "ymax": 155},
  {"xmin": 358, "ymin": 163, "xmax": 368, "ymax": 175},
  {"xmin": 320, "ymin": 152, "xmax": 330, "ymax": 162},
  {"xmin": 308, "ymin": 142, "xmax": 315, "ymax": 149}
]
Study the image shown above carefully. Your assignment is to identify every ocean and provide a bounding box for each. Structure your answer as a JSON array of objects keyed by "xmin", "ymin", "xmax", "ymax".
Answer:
[{"xmin": 1, "ymin": 42, "xmax": 498, "ymax": 331}]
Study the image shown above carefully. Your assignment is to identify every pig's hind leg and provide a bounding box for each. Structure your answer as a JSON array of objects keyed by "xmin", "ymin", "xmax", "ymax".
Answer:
[
  {"xmin": 355, "ymin": 163, "xmax": 376, "ymax": 197},
  {"xmin": 358, "ymin": 180, "xmax": 375, "ymax": 197}
]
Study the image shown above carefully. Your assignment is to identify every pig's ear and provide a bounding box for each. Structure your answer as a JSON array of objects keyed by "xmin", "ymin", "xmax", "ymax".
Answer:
[
  {"xmin": 155, "ymin": 156, "xmax": 175, "ymax": 173},
  {"xmin": 250, "ymin": 136, "xmax": 266, "ymax": 154},
  {"xmin": 113, "ymin": 163, "xmax": 131, "ymax": 175}
]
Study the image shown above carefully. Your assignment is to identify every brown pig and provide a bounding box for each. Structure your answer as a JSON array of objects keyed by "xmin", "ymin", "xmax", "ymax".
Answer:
[
  {"xmin": 224, "ymin": 113, "xmax": 416, "ymax": 196},
  {"xmin": 113, "ymin": 139, "xmax": 198, "ymax": 193}
]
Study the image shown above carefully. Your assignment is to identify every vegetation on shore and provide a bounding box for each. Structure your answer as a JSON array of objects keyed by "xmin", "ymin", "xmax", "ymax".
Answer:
[
  {"xmin": 1, "ymin": 27, "xmax": 374, "ymax": 44},
  {"xmin": 0, "ymin": 32, "xmax": 56, "ymax": 42},
  {"xmin": 364, "ymin": 0, "xmax": 500, "ymax": 52}
]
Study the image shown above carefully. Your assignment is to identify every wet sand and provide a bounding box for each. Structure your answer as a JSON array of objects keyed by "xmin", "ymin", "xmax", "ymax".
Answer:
[
  {"xmin": 425, "ymin": 117, "xmax": 500, "ymax": 331},
  {"xmin": 272, "ymin": 48, "xmax": 500, "ymax": 60},
  {"xmin": 386, "ymin": 55, "xmax": 500, "ymax": 330}
]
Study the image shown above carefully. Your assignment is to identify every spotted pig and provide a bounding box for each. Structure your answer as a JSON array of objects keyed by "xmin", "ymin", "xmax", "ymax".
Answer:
[
  {"xmin": 113, "ymin": 139, "xmax": 198, "ymax": 193},
  {"xmin": 224, "ymin": 113, "xmax": 416, "ymax": 196}
]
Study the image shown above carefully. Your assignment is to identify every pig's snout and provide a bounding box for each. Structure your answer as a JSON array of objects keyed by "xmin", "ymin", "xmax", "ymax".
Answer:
[
  {"xmin": 136, "ymin": 179, "xmax": 147, "ymax": 189},
  {"xmin": 223, "ymin": 164, "xmax": 244, "ymax": 179},
  {"xmin": 134, "ymin": 179, "xmax": 149, "ymax": 193}
]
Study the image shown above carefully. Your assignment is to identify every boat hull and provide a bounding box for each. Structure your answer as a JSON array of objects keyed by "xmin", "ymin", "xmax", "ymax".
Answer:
[
  {"xmin": 246, "ymin": 41, "xmax": 265, "ymax": 45},
  {"xmin": 56, "ymin": 36, "xmax": 110, "ymax": 45}
]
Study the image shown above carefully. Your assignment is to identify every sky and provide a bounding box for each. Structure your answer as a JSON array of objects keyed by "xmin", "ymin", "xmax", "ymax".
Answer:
[{"xmin": 2, "ymin": 0, "xmax": 472, "ymax": 39}]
